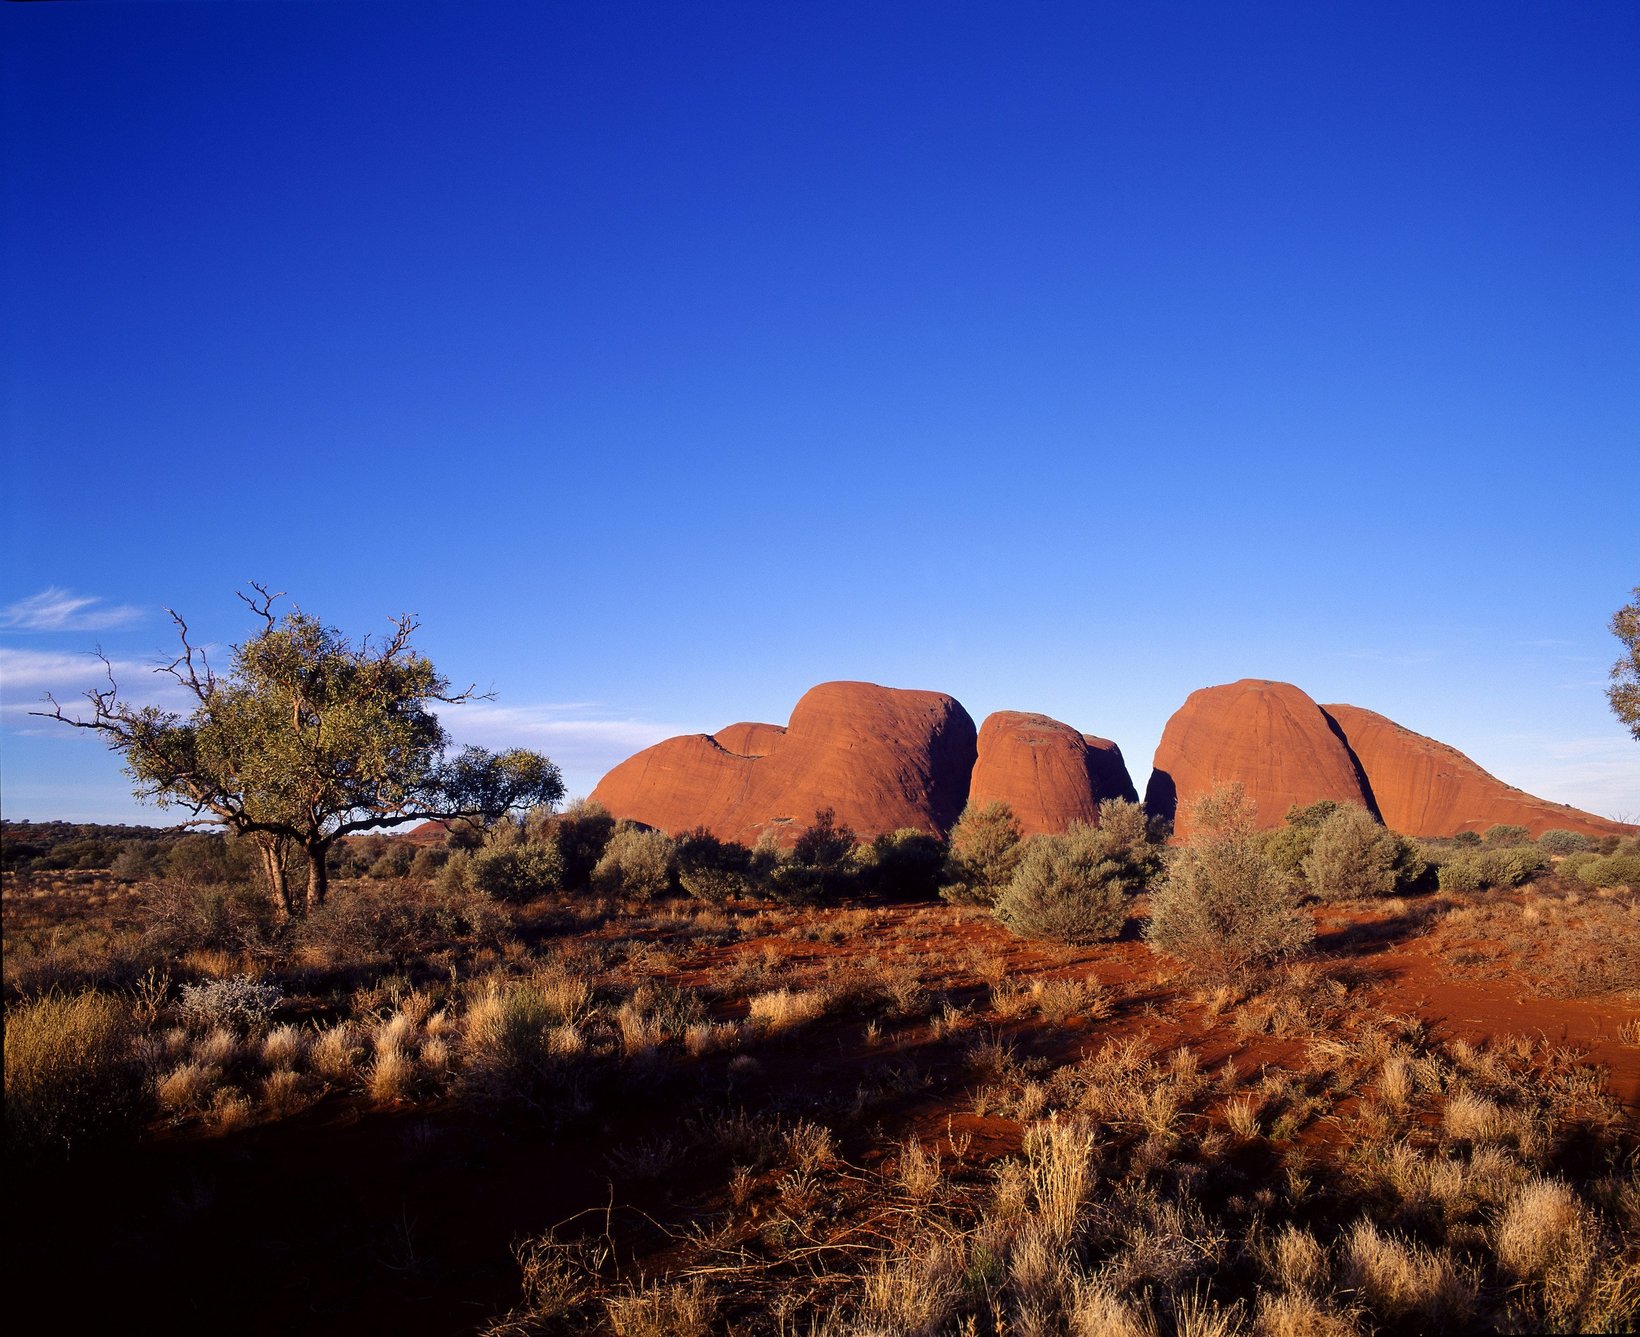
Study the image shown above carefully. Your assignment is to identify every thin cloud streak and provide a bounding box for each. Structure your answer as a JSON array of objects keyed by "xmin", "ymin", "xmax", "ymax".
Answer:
[{"xmin": 0, "ymin": 587, "xmax": 144, "ymax": 632}]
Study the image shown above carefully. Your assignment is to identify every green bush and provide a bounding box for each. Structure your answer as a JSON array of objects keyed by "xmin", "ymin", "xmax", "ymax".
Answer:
[
  {"xmin": 139, "ymin": 880, "xmax": 280, "ymax": 957},
  {"xmin": 1575, "ymin": 853, "xmax": 1640, "ymax": 889},
  {"xmin": 4, "ymin": 992, "xmax": 147, "ymax": 1160},
  {"xmin": 767, "ymin": 810, "xmax": 859, "ymax": 905},
  {"xmin": 470, "ymin": 843, "xmax": 566, "ymax": 902},
  {"xmin": 1145, "ymin": 784, "xmax": 1313, "ymax": 979},
  {"xmin": 995, "ymin": 821, "xmax": 1151, "ymax": 945},
  {"xmin": 300, "ymin": 877, "xmax": 509, "ymax": 964},
  {"xmin": 1475, "ymin": 846, "xmax": 1547, "ymax": 888},
  {"xmin": 590, "ymin": 826, "xmax": 675, "ymax": 900},
  {"xmin": 673, "ymin": 828, "xmax": 752, "ymax": 905},
  {"xmin": 1451, "ymin": 830, "xmax": 1482, "ymax": 848},
  {"xmin": 1437, "ymin": 858, "xmax": 1483, "ymax": 895},
  {"xmin": 1298, "ymin": 803, "xmax": 1430, "ymax": 898},
  {"xmin": 1537, "ymin": 828, "xmax": 1591, "ymax": 856},
  {"xmin": 861, "ymin": 828, "xmax": 947, "ymax": 898},
  {"xmin": 1484, "ymin": 823, "xmax": 1531, "ymax": 846},
  {"xmin": 939, "ymin": 801, "xmax": 1022, "ymax": 907},
  {"xmin": 528, "ymin": 799, "xmax": 617, "ymax": 890}
]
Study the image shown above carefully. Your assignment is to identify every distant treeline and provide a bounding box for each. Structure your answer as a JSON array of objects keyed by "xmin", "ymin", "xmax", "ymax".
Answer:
[{"xmin": 1, "ymin": 820, "xmax": 429, "ymax": 881}]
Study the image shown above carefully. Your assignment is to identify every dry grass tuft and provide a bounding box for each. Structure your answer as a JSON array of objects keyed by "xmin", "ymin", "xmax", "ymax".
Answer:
[{"xmin": 746, "ymin": 987, "xmax": 830, "ymax": 1033}]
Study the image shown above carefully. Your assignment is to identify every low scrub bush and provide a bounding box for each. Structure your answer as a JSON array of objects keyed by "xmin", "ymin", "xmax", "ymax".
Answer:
[
  {"xmin": 471, "ymin": 843, "xmax": 566, "ymax": 902},
  {"xmin": 939, "ymin": 801, "xmax": 1022, "ymax": 907},
  {"xmin": 178, "ymin": 975, "xmax": 282, "ymax": 1032},
  {"xmin": 768, "ymin": 810, "xmax": 858, "ymax": 905},
  {"xmin": 860, "ymin": 828, "xmax": 947, "ymax": 898},
  {"xmin": 527, "ymin": 799, "xmax": 617, "ymax": 890},
  {"xmin": 1537, "ymin": 828, "xmax": 1590, "ymax": 856},
  {"xmin": 4, "ymin": 992, "xmax": 147, "ymax": 1159},
  {"xmin": 1302, "ymin": 804, "xmax": 1424, "ymax": 900},
  {"xmin": 139, "ymin": 880, "xmax": 280, "ymax": 958},
  {"xmin": 1146, "ymin": 784, "xmax": 1313, "ymax": 979},
  {"xmin": 591, "ymin": 826, "xmax": 675, "ymax": 900},
  {"xmin": 299, "ymin": 878, "xmax": 508, "ymax": 965},
  {"xmin": 994, "ymin": 822, "xmax": 1147, "ymax": 944},
  {"xmin": 1571, "ymin": 852, "xmax": 1640, "ymax": 890},
  {"xmin": 1484, "ymin": 824, "xmax": 1531, "ymax": 846},
  {"xmin": 672, "ymin": 828, "xmax": 752, "ymax": 905}
]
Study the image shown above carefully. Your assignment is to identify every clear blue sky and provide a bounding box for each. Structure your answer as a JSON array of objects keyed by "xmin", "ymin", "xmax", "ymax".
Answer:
[{"xmin": 4, "ymin": 1, "xmax": 1637, "ymax": 826}]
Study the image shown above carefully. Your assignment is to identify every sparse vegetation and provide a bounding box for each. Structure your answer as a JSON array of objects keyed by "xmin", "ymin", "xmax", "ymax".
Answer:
[
  {"xmin": 4, "ymin": 797, "xmax": 1635, "ymax": 1334},
  {"xmin": 1146, "ymin": 784, "xmax": 1314, "ymax": 978}
]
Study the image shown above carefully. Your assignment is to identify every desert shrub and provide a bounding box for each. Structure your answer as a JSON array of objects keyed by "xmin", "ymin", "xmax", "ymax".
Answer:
[
  {"xmin": 1263, "ymin": 800, "xmax": 1348, "ymax": 883},
  {"xmin": 4, "ymin": 992, "xmax": 147, "ymax": 1159},
  {"xmin": 673, "ymin": 828, "xmax": 752, "ymax": 904},
  {"xmin": 768, "ymin": 810, "xmax": 858, "ymax": 905},
  {"xmin": 300, "ymin": 878, "xmax": 507, "ymax": 965},
  {"xmin": 1301, "ymin": 804, "xmax": 1414, "ymax": 901},
  {"xmin": 528, "ymin": 799, "xmax": 617, "ymax": 891},
  {"xmin": 366, "ymin": 841, "xmax": 415, "ymax": 880},
  {"xmin": 861, "ymin": 828, "xmax": 947, "ymax": 898},
  {"xmin": 994, "ymin": 823, "xmax": 1145, "ymax": 944},
  {"xmin": 1537, "ymin": 828, "xmax": 1590, "ymax": 856},
  {"xmin": 1484, "ymin": 823, "xmax": 1531, "ymax": 846},
  {"xmin": 1474, "ymin": 845, "xmax": 1547, "ymax": 888},
  {"xmin": 1437, "ymin": 857, "xmax": 1483, "ymax": 894},
  {"xmin": 471, "ymin": 843, "xmax": 566, "ymax": 902},
  {"xmin": 139, "ymin": 879, "xmax": 280, "ymax": 957},
  {"xmin": 591, "ymin": 826, "xmax": 676, "ymax": 900},
  {"xmin": 791, "ymin": 807, "xmax": 855, "ymax": 868},
  {"xmin": 1146, "ymin": 783, "xmax": 1313, "ymax": 979},
  {"xmin": 406, "ymin": 844, "xmax": 448, "ymax": 879},
  {"xmin": 939, "ymin": 801, "xmax": 1022, "ymax": 906},
  {"xmin": 1451, "ymin": 830, "xmax": 1482, "ymax": 847},
  {"xmin": 1574, "ymin": 852, "xmax": 1640, "ymax": 889},
  {"xmin": 111, "ymin": 840, "xmax": 168, "ymax": 883},
  {"xmin": 165, "ymin": 832, "xmax": 256, "ymax": 887},
  {"xmin": 178, "ymin": 975, "xmax": 282, "ymax": 1032}
]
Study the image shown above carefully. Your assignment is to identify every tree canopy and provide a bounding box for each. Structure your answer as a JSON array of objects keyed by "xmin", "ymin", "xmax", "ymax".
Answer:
[
  {"xmin": 37, "ymin": 586, "xmax": 563, "ymax": 912},
  {"xmin": 1609, "ymin": 585, "xmax": 1640, "ymax": 742}
]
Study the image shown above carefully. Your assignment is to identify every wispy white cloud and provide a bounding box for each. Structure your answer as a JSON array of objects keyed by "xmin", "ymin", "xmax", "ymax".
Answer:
[
  {"xmin": 0, "ymin": 587, "xmax": 144, "ymax": 632},
  {"xmin": 434, "ymin": 699, "xmax": 697, "ymax": 794},
  {"xmin": 1498, "ymin": 734, "xmax": 1640, "ymax": 825},
  {"xmin": 0, "ymin": 647, "xmax": 189, "ymax": 724}
]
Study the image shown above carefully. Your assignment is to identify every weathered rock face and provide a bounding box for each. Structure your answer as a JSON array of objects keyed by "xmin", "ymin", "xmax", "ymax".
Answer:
[
  {"xmin": 589, "ymin": 681, "xmax": 978, "ymax": 846},
  {"xmin": 1321, "ymin": 703, "xmax": 1630, "ymax": 839},
  {"xmin": 967, "ymin": 711, "xmax": 1138, "ymax": 835},
  {"xmin": 1145, "ymin": 679, "xmax": 1376, "ymax": 840}
]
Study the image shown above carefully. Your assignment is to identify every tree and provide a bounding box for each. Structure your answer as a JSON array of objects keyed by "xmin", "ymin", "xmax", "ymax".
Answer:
[
  {"xmin": 37, "ymin": 586, "xmax": 564, "ymax": 915},
  {"xmin": 1609, "ymin": 585, "xmax": 1640, "ymax": 742}
]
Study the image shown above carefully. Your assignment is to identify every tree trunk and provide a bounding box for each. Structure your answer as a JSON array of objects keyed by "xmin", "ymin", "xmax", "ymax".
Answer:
[
  {"xmin": 256, "ymin": 835, "xmax": 296, "ymax": 917},
  {"xmin": 305, "ymin": 840, "xmax": 330, "ymax": 910}
]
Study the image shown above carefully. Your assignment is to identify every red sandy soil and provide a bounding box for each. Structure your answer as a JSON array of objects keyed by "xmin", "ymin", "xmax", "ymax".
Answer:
[{"xmin": 8, "ymin": 882, "xmax": 1635, "ymax": 1335}]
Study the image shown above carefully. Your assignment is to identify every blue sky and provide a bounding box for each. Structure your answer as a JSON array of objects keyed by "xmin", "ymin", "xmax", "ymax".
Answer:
[{"xmin": 3, "ymin": 1, "xmax": 1636, "ymax": 826}]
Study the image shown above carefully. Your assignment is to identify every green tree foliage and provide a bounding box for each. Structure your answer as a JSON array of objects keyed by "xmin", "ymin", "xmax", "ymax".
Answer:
[
  {"xmin": 1146, "ymin": 783, "xmax": 1313, "ymax": 979},
  {"xmin": 940, "ymin": 801, "xmax": 1023, "ymax": 906},
  {"xmin": 37, "ymin": 586, "xmax": 563, "ymax": 915},
  {"xmin": 993, "ymin": 819, "xmax": 1150, "ymax": 944},
  {"xmin": 1608, "ymin": 585, "xmax": 1640, "ymax": 741},
  {"xmin": 1484, "ymin": 824, "xmax": 1531, "ymax": 846}
]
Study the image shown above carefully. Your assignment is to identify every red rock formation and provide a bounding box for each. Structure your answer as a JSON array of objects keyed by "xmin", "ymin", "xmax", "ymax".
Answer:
[
  {"xmin": 590, "ymin": 681, "xmax": 977, "ymax": 846},
  {"xmin": 968, "ymin": 711, "xmax": 1138, "ymax": 836},
  {"xmin": 712, "ymin": 721, "xmax": 786, "ymax": 757},
  {"xmin": 1321, "ymin": 703, "xmax": 1631, "ymax": 839},
  {"xmin": 1145, "ymin": 679, "xmax": 1375, "ymax": 840}
]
